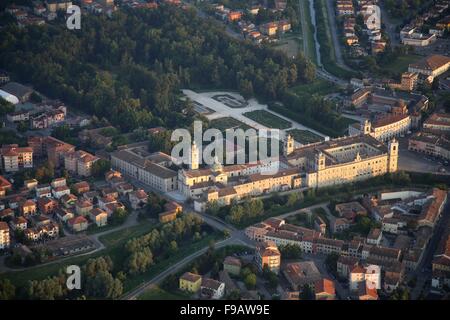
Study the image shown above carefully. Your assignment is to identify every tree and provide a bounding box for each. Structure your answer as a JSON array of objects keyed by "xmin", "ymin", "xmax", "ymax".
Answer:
[
  {"xmin": 91, "ymin": 159, "xmax": 111, "ymax": 178},
  {"xmin": 325, "ymin": 252, "xmax": 339, "ymax": 275},
  {"xmin": 126, "ymin": 247, "xmax": 153, "ymax": 274},
  {"xmin": 0, "ymin": 279, "xmax": 15, "ymax": 300},
  {"xmin": 279, "ymin": 244, "xmax": 302, "ymax": 259},
  {"xmin": 111, "ymin": 208, "xmax": 128, "ymax": 225},
  {"xmin": 300, "ymin": 284, "xmax": 315, "ymax": 300},
  {"xmin": 244, "ymin": 273, "xmax": 257, "ymax": 289},
  {"xmin": 0, "ymin": 97, "xmax": 14, "ymax": 117}
]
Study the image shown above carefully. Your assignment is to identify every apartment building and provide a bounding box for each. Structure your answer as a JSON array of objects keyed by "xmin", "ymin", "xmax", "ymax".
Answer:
[
  {"xmin": 423, "ymin": 113, "xmax": 450, "ymax": 134},
  {"xmin": 408, "ymin": 132, "xmax": 450, "ymax": 160},
  {"xmin": 111, "ymin": 147, "xmax": 177, "ymax": 193},
  {"xmin": 0, "ymin": 144, "xmax": 33, "ymax": 172},
  {"xmin": 255, "ymin": 241, "xmax": 281, "ymax": 274},
  {"xmin": 64, "ymin": 150, "xmax": 99, "ymax": 177},
  {"xmin": 28, "ymin": 136, "xmax": 75, "ymax": 167},
  {"xmin": 0, "ymin": 221, "xmax": 10, "ymax": 250}
]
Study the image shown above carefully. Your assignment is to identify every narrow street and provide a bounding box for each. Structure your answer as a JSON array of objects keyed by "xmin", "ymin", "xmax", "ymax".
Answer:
[{"xmin": 324, "ymin": 0, "xmax": 353, "ymax": 71}]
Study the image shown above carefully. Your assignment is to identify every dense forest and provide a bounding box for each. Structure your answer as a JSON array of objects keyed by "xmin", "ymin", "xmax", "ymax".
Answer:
[
  {"xmin": 0, "ymin": 5, "xmax": 314, "ymax": 132},
  {"xmin": 384, "ymin": 0, "xmax": 435, "ymax": 20}
]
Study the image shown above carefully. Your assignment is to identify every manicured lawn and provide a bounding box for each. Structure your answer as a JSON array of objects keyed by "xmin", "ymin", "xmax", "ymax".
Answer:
[
  {"xmin": 287, "ymin": 129, "xmax": 323, "ymax": 145},
  {"xmin": 209, "ymin": 117, "xmax": 253, "ymax": 132},
  {"xmin": 243, "ymin": 110, "xmax": 292, "ymax": 129},
  {"xmin": 138, "ymin": 286, "xmax": 191, "ymax": 300}
]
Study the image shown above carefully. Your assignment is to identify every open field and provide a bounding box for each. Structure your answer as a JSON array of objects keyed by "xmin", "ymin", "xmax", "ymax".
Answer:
[
  {"xmin": 300, "ymin": 0, "xmax": 317, "ymax": 63},
  {"xmin": 209, "ymin": 117, "xmax": 253, "ymax": 132},
  {"xmin": 378, "ymin": 54, "xmax": 423, "ymax": 75},
  {"xmin": 243, "ymin": 110, "xmax": 292, "ymax": 129},
  {"xmin": 272, "ymin": 33, "xmax": 303, "ymax": 58},
  {"xmin": 138, "ymin": 286, "xmax": 190, "ymax": 300},
  {"xmin": 290, "ymin": 79, "xmax": 339, "ymax": 97},
  {"xmin": 288, "ymin": 128, "xmax": 323, "ymax": 145},
  {"xmin": 0, "ymin": 219, "xmax": 221, "ymax": 295}
]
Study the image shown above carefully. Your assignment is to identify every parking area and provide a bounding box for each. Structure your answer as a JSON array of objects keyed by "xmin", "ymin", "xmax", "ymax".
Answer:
[{"xmin": 398, "ymin": 137, "xmax": 449, "ymax": 174}]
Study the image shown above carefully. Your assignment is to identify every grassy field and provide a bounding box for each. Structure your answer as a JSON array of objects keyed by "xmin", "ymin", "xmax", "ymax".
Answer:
[
  {"xmin": 209, "ymin": 117, "xmax": 253, "ymax": 132},
  {"xmin": 288, "ymin": 129, "xmax": 323, "ymax": 145},
  {"xmin": 272, "ymin": 33, "xmax": 303, "ymax": 58},
  {"xmin": 300, "ymin": 0, "xmax": 317, "ymax": 63},
  {"xmin": 379, "ymin": 54, "xmax": 422, "ymax": 75},
  {"xmin": 243, "ymin": 110, "xmax": 292, "ymax": 129},
  {"xmin": 290, "ymin": 79, "xmax": 339, "ymax": 97},
  {"xmin": 0, "ymin": 219, "xmax": 222, "ymax": 296},
  {"xmin": 138, "ymin": 286, "xmax": 191, "ymax": 300}
]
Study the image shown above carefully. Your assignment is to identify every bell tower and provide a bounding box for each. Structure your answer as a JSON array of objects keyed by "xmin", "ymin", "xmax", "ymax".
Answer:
[
  {"xmin": 315, "ymin": 152, "xmax": 326, "ymax": 171},
  {"xmin": 190, "ymin": 141, "xmax": 199, "ymax": 170},
  {"xmin": 284, "ymin": 133, "xmax": 294, "ymax": 156},
  {"xmin": 388, "ymin": 138, "xmax": 398, "ymax": 173},
  {"xmin": 362, "ymin": 119, "xmax": 371, "ymax": 135}
]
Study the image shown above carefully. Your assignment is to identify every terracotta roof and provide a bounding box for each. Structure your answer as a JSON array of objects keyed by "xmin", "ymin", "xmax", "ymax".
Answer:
[
  {"xmin": 0, "ymin": 221, "xmax": 9, "ymax": 231},
  {"xmin": 68, "ymin": 216, "xmax": 88, "ymax": 225},
  {"xmin": 410, "ymin": 54, "xmax": 450, "ymax": 71},
  {"xmin": 314, "ymin": 278, "xmax": 335, "ymax": 296},
  {"xmin": 180, "ymin": 272, "xmax": 201, "ymax": 283},
  {"xmin": 224, "ymin": 256, "xmax": 241, "ymax": 267},
  {"xmin": 90, "ymin": 208, "xmax": 107, "ymax": 217}
]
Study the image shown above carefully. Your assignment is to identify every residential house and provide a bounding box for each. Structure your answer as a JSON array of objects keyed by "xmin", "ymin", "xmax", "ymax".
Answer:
[
  {"xmin": 23, "ymin": 179, "xmax": 38, "ymax": 190},
  {"xmin": 72, "ymin": 181, "xmax": 90, "ymax": 195},
  {"xmin": 51, "ymin": 177, "xmax": 66, "ymax": 189},
  {"xmin": 76, "ymin": 199, "xmax": 94, "ymax": 216},
  {"xmin": 159, "ymin": 201, "xmax": 182, "ymax": 223},
  {"xmin": 0, "ymin": 176, "xmax": 12, "ymax": 198},
  {"xmin": 19, "ymin": 199, "xmax": 37, "ymax": 216},
  {"xmin": 36, "ymin": 184, "xmax": 52, "ymax": 198},
  {"xmin": 223, "ymin": 256, "xmax": 242, "ymax": 276},
  {"xmin": 129, "ymin": 189, "xmax": 148, "ymax": 210},
  {"xmin": 366, "ymin": 228, "xmax": 382, "ymax": 245},
  {"xmin": 68, "ymin": 215, "xmax": 88, "ymax": 232},
  {"xmin": 56, "ymin": 207, "xmax": 74, "ymax": 223},
  {"xmin": 52, "ymin": 186, "xmax": 71, "ymax": 199},
  {"xmin": 89, "ymin": 208, "xmax": 108, "ymax": 227},
  {"xmin": 37, "ymin": 197, "xmax": 58, "ymax": 214},
  {"xmin": 10, "ymin": 216, "xmax": 27, "ymax": 231},
  {"xmin": 179, "ymin": 272, "xmax": 202, "ymax": 293},
  {"xmin": 60, "ymin": 194, "xmax": 78, "ymax": 208},
  {"xmin": 283, "ymin": 261, "xmax": 322, "ymax": 291},
  {"xmin": 200, "ymin": 278, "xmax": 225, "ymax": 299}
]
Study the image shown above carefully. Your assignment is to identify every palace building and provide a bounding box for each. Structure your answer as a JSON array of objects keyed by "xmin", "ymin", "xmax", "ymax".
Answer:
[{"xmin": 185, "ymin": 133, "xmax": 398, "ymax": 211}]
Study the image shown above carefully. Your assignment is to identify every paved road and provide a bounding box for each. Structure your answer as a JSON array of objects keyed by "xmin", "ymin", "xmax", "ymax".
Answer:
[
  {"xmin": 0, "ymin": 210, "xmax": 140, "ymax": 273},
  {"xmin": 298, "ymin": 0, "xmax": 311, "ymax": 60},
  {"xmin": 410, "ymin": 192, "xmax": 450, "ymax": 299},
  {"xmin": 121, "ymin": 236, "xmax": 253, "ymax": 300},
  {"xmin": 324, "ymin": 0, "xmax": 352, "ymax": 72},
  {"xmin": 378, "ymin": 2, "xmax": 400, "ymax": 47}
]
